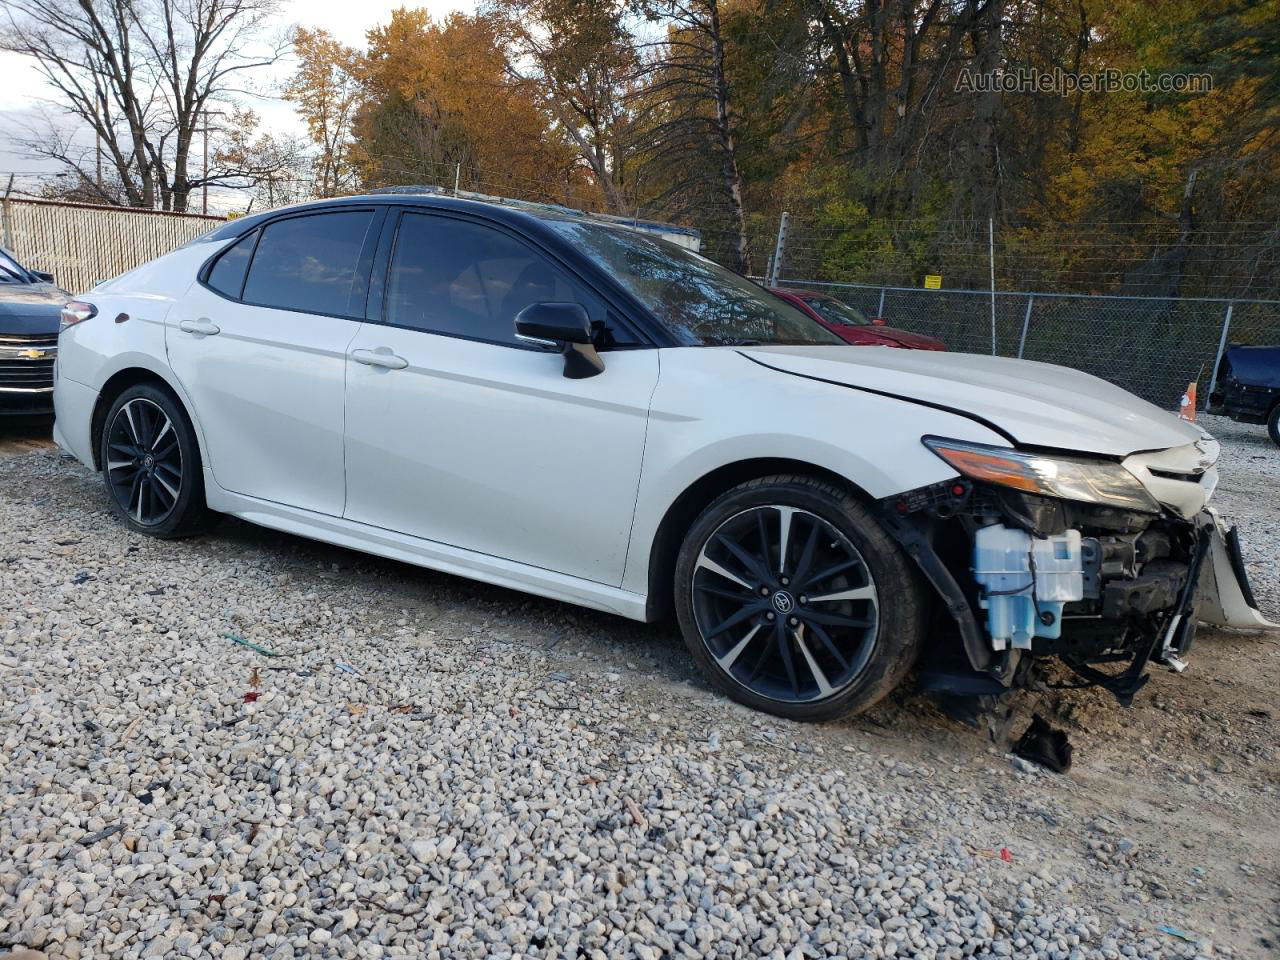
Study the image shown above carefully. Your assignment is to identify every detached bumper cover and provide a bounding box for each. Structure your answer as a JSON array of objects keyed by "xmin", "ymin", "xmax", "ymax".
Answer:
[{"xmin": 1196, "ymin": 509, "xmax": 1278, "ymax": 631}]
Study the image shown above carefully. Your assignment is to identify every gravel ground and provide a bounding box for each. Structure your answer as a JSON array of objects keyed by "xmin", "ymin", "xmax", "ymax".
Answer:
[{"xmin": 1, "ymin": 415, "xmax": 1278, "ymax": 960}]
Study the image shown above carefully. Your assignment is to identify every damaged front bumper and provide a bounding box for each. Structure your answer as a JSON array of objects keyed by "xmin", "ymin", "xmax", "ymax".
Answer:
[
  {"xmin": 882, "ymin": 475, "xmax": 1276, "ymax": 705},
  {"xmin": 1196, "ymin": 509, "xmax": 1275, "ymax": 631}
]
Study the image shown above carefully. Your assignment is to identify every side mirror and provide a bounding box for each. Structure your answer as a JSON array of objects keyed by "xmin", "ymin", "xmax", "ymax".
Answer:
[
  {"xmin": 514, "ymin": 302, "xmax": 604, "ymax": 379},
  {"xmin": 32, "ymin": 270, "xmax": 55, "ymax": 284},
  {"xmin": 869, "ymin": 316, "xmax": 887, "ymax": 326}
]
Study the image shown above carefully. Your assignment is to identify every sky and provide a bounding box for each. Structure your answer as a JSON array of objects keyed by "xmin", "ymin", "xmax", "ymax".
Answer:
[{"xmin": 0, "ymin": 0, "xmax": 474, "ymax": 210}]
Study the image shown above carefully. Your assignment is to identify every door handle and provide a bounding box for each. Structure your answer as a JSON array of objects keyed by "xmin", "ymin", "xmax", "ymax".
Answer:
[
  {"xmin": 179, "ymin": 318, "xmax": 220, "ymax": 336},
  {"xmin": 350, "ymin": 348, "xmax": 408, "ymax": 370}
]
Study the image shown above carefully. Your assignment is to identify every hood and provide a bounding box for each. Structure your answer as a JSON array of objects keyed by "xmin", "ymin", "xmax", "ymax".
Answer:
[
  {"xmin": 0, "ymin": 282, "xmax": 66, "ymax": 335},
  {"xmin": 873, "ymin": 326, "xmax": 946, "ymax": 351},
  {"xmin": 740, "ymin": 345, "xmax": 1204, "ymax": 457}
]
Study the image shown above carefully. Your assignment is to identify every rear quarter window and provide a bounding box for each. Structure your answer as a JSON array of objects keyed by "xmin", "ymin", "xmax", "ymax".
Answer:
[{"xmin": 205, "ymin": 232, "xmax": 256, "ymax": 299}]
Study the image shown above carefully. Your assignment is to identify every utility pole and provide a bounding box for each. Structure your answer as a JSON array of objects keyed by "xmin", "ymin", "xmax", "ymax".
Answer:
[
  {"xmin": 2, "ymin": 174, "xmax": 14, "ymax": 250},
  {"xmin": 988, "ymin": 217, "xmax": 997, "ymax": 356},
  {"xmin": 197, "ymin": 108, "xmax": 226, "ymax": 215},
  {"xmin": 203, "ymin": 123, "xmax": 209, "ymax": 215},
  {"xmin": 767, "ymin": 211, "xmax": 789, "ymax": 287}
]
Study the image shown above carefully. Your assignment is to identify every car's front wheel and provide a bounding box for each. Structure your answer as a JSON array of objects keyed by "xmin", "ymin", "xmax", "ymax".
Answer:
[
  {"xmin": 99, "ymin": 383, "xmax": 212, "ymax": 538},
  {"xmin": 674, "ymin": 475, "xmax": 926, "ymax": 721},
  {"xmin": 1268, "ymin": 403, "xmax": 1280, "ymax": 448}
]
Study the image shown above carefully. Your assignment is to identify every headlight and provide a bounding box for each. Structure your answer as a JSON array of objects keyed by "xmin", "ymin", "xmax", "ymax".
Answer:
[
  {"xmin": 59, "ymin": 300, "xmax": 97, "ymax": 333},
  {"xmin": 923, "ymin": 437, "xmax": 1159, "ymax": 513}
]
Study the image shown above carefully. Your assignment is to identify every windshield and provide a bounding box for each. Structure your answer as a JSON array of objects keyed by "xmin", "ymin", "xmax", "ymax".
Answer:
[
  {"xmin": 543, "ymin": 220, "xmax": 842, "ymax": 346},
  {"xmin": 802, "ymin": 296, "xmax": 869, "ymax": 327},
  {"xmin": 0, "ymin": 248, "xmax": 31, "ymax": 284}
]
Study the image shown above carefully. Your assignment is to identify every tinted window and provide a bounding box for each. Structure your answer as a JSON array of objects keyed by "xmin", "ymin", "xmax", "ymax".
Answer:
[
  {"xmin": 385, "ymin": 213, "xmax": 604, "ymax": 345},
  {"xmin": 803, "ymin": 297, "xmax": 869, "ymax": 327},
  {"xmin": 206, "ymin": 232, "xmax": 255, "ymax": 298},
  {"xmin": 543, "ymin": 220, "xmax": 841, "ymax": 346},
  {"xmin": 242, "ymin": 211, "xmax": 375, "ymax": 316},
  {"xmin": 0, "ymin": 248, "xmax": 32, "ymax": 284}
]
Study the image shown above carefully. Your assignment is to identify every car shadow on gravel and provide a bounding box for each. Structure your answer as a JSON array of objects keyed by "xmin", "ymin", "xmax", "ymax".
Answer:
[{"xmin": 211, "ymin": 513, "xmax": 700, "ymax": 680}]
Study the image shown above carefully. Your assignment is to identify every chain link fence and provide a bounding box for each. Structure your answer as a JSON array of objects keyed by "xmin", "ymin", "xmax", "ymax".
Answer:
[{"xmin": 773, "ymin": 280, "xmax": 1280, "ymax": 409}]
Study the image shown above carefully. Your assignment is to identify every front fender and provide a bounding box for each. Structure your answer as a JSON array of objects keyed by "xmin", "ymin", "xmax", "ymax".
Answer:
[{"xmin": 620, "ymin": 347, "xmax": 1008, "ymax": 597}]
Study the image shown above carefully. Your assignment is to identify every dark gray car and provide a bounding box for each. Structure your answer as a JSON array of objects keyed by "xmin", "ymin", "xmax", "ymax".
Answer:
[{"xmin": 1, "ymin": 246, "xmax": 66, "ymax": 421}]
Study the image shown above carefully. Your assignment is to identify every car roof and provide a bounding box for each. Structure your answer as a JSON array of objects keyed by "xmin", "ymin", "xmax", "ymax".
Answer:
[{"xmin": 200, "ymin": 190, "xmax": 700, "ymax": 247}]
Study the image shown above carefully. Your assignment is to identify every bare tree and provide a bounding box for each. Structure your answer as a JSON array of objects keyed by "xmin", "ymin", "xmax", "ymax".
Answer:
[
  {"xmin": 486, "ymin": 0, "xmax": 639, "ymax": 214},
  {"xmin": 631, "ymin": 0, "xmax": 750, "ymax": 272},
  {"xmin": 214, "ymin": 106, "xmax": 312, "ymax": 209},
  {"xmin": 1, "ymin": 0, "xmax": 287, "ymax": 212}
]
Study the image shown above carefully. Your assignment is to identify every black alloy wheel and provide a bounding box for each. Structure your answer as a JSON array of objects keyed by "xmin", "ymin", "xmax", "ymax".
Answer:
[
  {"xmin": 99, "ymin": 383, "xmax": 212, "ymax": 538},
  {"xmin": 105, "ymin": 397, "xmax": 183, "ymax": 526},
  {"xmin": 691, "ymin": 505, "xmax": 879, "ymax": 703},
  {"xmin": 674, "ymin": 475, "xmax": 925, "ymax": 721}
]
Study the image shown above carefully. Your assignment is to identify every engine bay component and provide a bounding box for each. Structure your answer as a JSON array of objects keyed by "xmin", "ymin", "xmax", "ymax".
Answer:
[{"xmin": 972, "ymin": 524, "xmax": 1085, "ymax": 651}]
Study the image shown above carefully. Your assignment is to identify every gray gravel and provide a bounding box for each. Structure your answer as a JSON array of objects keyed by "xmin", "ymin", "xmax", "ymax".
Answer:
[{"xmin": 1, "ymin": 417, "xmax": 1276, "ymax": 959}]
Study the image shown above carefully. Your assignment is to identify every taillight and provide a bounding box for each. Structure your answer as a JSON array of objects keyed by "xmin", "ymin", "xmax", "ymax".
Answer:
[{"xmin": 60, "ymin": 300, "xmax": 97, "ymax": 333}]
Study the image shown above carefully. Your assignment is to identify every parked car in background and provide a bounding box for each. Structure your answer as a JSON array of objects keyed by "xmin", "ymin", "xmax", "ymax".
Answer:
[
  {"xmin": 769, "ymin": 287, "xmax": 947, "ymax": 350},
  {"xmin": 1209, "ymin": 345, "xmax": 1280, "ymax": 447},
  {"xmin": 53, "ymin": 192, "xmax": 1272, "ymax": 723},
  {"xmin": 0, "ymin": 246, "xmax": 65, "ymax": 421}
]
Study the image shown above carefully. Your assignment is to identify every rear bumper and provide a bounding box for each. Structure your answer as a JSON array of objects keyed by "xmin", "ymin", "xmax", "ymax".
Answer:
[
  {"xmin": 52, "ymin": 376, "xmax": 98, "ymax": 469},
  {"xmin": 1208, "ymin": 382, "xmax": 1278, "ymax": 424}
]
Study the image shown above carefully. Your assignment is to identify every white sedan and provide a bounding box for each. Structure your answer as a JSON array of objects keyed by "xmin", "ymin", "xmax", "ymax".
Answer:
[{"xmin": 52, "ymin": 193, "xmax": 1273, "ymax": 720}]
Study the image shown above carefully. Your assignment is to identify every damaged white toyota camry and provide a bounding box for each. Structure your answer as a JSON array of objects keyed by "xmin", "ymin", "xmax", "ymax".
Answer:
[{"xmin": 52, "ymin": 192, "xmax": 1275, "ymax": 720}]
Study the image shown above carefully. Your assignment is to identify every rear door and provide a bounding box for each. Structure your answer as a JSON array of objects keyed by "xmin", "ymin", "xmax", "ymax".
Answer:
[
  {"xmin": 167, "ymin": 207, "xmax": 382, "ymax": 516},
  {"xmin": 341, "ymin": 209, "xmax": 658, "ymax": 585}
]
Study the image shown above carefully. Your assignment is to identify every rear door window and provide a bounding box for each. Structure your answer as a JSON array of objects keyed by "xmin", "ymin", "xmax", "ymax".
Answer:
[{"xmin": 242, "ymin": 210, "xmax": 376, "ymax": 317}]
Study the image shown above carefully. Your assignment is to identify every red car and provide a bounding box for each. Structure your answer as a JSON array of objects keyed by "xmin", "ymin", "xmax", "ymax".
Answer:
[{"xmin": 770, "ymin": 287, "xmax": 946, "ymax": 350}]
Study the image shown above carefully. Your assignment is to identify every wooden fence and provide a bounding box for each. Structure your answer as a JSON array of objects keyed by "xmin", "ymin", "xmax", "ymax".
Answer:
[{"xmin": 0, "ymin": 197, "xmax": 223, "ymax": 294}]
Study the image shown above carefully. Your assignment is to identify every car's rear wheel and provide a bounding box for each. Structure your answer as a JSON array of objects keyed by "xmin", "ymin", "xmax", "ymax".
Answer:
[
  {"xmin": 674, "ymin": 474, "xmax": 925, "ymax": 722},
  {"xmin": 100, "ymin": 383, "xmax": 211, "ymax": 538},
  {"xmin": 1268, "ymin": 403, "xmax": 1280, "ymax": 447}
]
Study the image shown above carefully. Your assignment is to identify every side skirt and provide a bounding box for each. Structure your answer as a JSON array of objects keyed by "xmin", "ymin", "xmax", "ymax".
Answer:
[{"xmin": 206, "ymin": 479, "xmax": 650, "ymax": 622}]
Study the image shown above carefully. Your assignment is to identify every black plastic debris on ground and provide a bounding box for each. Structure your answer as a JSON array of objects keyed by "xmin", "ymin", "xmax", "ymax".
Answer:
[
  {"xmin": 1013, "ymin": 713, "xmax": 1073, "ymax": 773},
  {"xmin": 79, "ymin": 824, "xmax": 123, "ymax": 846}
]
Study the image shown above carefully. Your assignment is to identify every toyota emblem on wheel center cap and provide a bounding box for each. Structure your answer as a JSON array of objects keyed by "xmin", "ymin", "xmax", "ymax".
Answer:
[{"xmin": 771, "ymin": 591, "xmax": 795, "ymax": 614}]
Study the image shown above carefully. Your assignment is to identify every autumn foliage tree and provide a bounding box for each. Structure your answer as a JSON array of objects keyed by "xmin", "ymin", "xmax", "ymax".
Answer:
[
  {"xmin": 277, "ymin": 0, "xmax": 1279, "ymax": 296},
  {"xmin": 284, "ymin": 28, "xmax": 363, "ymax": 197}
]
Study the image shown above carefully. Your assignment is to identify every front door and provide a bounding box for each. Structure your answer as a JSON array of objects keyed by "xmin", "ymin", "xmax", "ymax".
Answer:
[
  {"xmin": 342, "ymin": 210, "xmax": 658, "ymax": 585},
  {"xmin": 166, "ymin": 208, "xmax": 380, "ymax": 516}
]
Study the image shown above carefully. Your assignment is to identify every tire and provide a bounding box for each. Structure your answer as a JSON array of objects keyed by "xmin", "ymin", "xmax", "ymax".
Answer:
[
  {"xmin": 99, "ymin": 383, "xmax": 212, "ymax": 538},
  {"xmin": 674, "ymin": 474, "xmax": 926, "ymax": 722},
  {"xmin": 1269, "ymin": 403, "xmax": 1280, "ymax": 448}
]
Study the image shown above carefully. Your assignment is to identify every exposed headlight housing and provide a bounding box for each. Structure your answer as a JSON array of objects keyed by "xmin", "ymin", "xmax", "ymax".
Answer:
[{"xmin": 923, "ymin": 436, "xmax": 1159, "ymax": 514}]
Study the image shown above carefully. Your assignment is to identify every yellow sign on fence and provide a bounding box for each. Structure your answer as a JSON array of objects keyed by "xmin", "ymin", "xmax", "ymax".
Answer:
[{"xmin": 923, "ymin": 274, "xmax": 942, "ymax": 289}]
